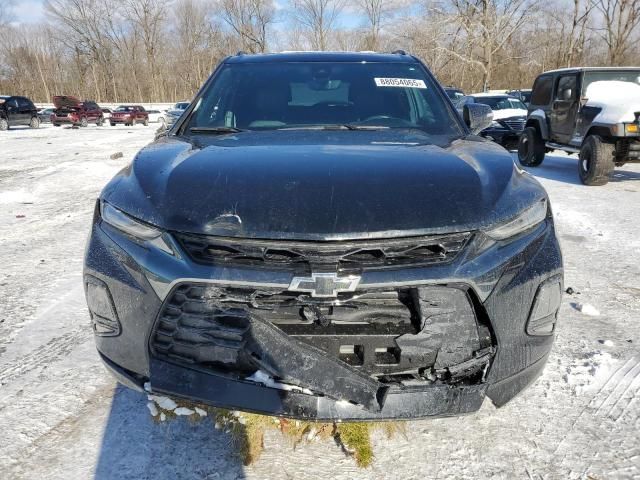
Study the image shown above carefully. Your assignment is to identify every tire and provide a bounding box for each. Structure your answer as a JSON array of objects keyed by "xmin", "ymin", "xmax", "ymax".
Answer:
[
  {"xmin": 143, "ymin": 118, "xmax": 149, "ymax": 126},
  {"xmin": 29, "ymin": 116, "xmax": 40, "ymax": 129},
  {"xmin": 97, "ymin": 116, "xmax": 104, "ymax": 126},
  {"xmin": 518, "ymin": 127, "xmax": 545, "ymax": 166},
  {"xmin": 0, "ymin": 118, "xmax": 8, "ymax": 131},
  {"xmin": 53, "ymin": 123, "xmax": 60, "ymax": 127},
  {"xmin": 110, "ymin": 122, "xmax": 116, "ymax": 126},
  {"xmin": 80, "ymin": 117, "xmax": 88, "ymax": 127},
  {"xmin": 578, "ymin": 135, "xmax": 615, "ymax": 186}
]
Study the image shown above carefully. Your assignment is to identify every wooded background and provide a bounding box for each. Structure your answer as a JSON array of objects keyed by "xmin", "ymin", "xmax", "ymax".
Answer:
[{"xmin": 1, "ymin": 0, "xmax": 639, "ymax": 103}]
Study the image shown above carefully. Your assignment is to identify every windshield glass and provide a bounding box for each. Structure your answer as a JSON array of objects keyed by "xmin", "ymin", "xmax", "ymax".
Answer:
[
  {"xmin": 183, "ymin": 62, "xmax": 463, "ymax": 136},
  {"xmin": 582, "ymin": 70, "xmax": 640, "ymax": 93},
  {"xmin": 115, "ymin": 106, "xmax": 133, "ymax": 112},
  {"xmin": 473, "ymin": 96, "xmax": 526, "ymax": 110}
]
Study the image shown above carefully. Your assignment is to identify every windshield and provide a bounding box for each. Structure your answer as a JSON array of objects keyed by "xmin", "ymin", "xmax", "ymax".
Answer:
[
  {"xmin": 582, "ymin": 70, "xmax": 640, "ymax": 93},
  {"xmin": 115, "ymin": 106, "xmax": 133, "ymax": 112},
  {"xmin": 183, "ymin": 62, "xmax": 463, "ymax": 136},
  {"xmin": 473, "ymin": 96, "xmax": 526, "ymax": 110}
]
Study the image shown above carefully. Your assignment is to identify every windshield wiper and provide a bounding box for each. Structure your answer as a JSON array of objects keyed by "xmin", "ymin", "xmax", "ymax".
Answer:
[
  {"xmin": 279, "ymin": 124, "xmax": 389, "ymax": 131},
  {"xmin": 189, "ymin": 126, "xmax": 245, "ymax": 134}
]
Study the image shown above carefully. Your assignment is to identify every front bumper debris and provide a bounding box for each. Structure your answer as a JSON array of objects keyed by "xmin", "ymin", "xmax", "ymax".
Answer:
[{"xmin": 85, "ymin": 208, "xmax": 562, "ymax": 420}]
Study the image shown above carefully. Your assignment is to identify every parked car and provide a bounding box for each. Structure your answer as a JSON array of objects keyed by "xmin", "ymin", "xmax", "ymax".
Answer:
[
  {"xmin": 85, "ymin": 51, "xmax": 563, "ymax": 421},
  {"xmin": 110, "ymin": 105, "xmax": 149, "ymax": 126},
  {"xmin": 0, "ymin": 95, "xmax": 40, "ymax": 130},
  {"xmin": 38, "ymin": 107, "xmax": 55, "ymax": 123},
  {"xmin": 160, "ymin": 101, "xmax": 189, "ymax": 128},
  {"xmin": 146, "ymin": 109, "xmax": 163, "ymax": 123},
  {"xmin": 51, "ymin": 96, "xmax": 104, "ymax": 127},
  {"xmin": 506, "ymin": 89, "xmax": 532, "ymax": 106},
  {"xmin": 101, "ymin": 108, "xmax": 112, "ymax": 122},
  {"xmin": 444, "ymin": 87, "xmax": 465, "ymax": 102},
  {"xmin": 518, "ymin": 67, "xmax": 640, "ymax": 185},
  {"xmin": 457, "ymin": 93, "xmax": 527, "ymax": 150}
]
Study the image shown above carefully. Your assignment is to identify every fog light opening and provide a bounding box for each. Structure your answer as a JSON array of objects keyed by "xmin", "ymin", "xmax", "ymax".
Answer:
[
  {"xmin": 85, "ymin": 276, "xmax": 121, "ymax": 337},
  {"xmin": 526, "ymin": 277, "xmax": 562, "ymax": 336}
]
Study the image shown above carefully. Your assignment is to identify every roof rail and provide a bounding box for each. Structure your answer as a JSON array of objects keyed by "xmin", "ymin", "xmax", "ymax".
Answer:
[
  {"xmin": 390, "ymin": 49, "xmax": 407, "ymax": 55},
  {"xmin": 236, "ymin": 51, "xmax": 247, "ymax": 56}
]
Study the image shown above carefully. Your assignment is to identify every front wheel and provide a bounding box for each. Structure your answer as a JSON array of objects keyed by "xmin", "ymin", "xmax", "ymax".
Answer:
[
  {"xmin": 518, "ymin": 127, "xmax": 545, "ymax": 166},
  {"xmin": 0, "ymin": 118, "xmax": 8, "ymax": 131},
  {"xmin": 579, "ymin": 135, "xmax": 615, "ymax": 186},
  {"xmin": 80, "ymin": 117, "xmax": 88, "ymax": 127},
  {"xmin": 29, "ymin": 116, "xmax": 40, "ymax": 129}
]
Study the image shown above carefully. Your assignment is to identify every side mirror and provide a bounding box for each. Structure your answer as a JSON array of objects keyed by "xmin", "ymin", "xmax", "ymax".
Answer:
[
  {"xmin": 463, "ymin": 103, "xmax": 493, "ymax": 134},
  {"xmin": 562, "ymin": 88, "xmax": 573, "ymax": 101}
]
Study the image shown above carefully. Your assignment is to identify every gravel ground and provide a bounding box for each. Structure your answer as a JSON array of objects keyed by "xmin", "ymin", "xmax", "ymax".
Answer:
[{"xmin": 0, "ymin": 125, "xmax": 639, "ymax": 479}]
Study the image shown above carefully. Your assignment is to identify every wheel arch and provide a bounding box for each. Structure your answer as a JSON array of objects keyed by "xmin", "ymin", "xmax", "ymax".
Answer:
[{"xmin": 525, "ymin": 111, "xmax": 549, "ymax": 140}]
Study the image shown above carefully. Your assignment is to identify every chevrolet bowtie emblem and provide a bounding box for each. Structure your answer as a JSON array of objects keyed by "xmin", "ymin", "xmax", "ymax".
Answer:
[{"xmin": 288, "ymin": 273, "xmax": 361, "ymax": 298}]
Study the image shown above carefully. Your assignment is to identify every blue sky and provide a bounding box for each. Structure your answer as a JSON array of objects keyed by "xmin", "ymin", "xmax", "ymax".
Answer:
[{"xmin": 9, "ymin": 0, "xmax": 364, "ymax": 29}]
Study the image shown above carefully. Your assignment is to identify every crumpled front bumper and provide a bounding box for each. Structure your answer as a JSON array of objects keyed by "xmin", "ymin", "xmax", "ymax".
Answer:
[{"xmin": 84, "ymin": 206, "xmax": 563, "ymax": 420}]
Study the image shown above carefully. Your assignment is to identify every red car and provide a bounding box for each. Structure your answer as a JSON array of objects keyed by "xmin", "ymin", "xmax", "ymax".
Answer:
[
  {"xmin": 51, "ymin": 96, "xmax": 104, "ymax": 127},
  {"xmin": 110, "ymin": 105, "xmax": 149, "ymax": 126}
]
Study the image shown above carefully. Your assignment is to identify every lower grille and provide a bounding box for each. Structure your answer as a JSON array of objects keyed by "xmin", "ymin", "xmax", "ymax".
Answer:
[
  {"xmin": 502, "ymin": 118, "xmax": 525, "ymax": 131},
  {"xmin": 174, "ymin": 232, "xmax": 471, "ymax": 271},
  {"xmin": 150, "ymin": 282, "xmax": 493, "ymax": 386}
]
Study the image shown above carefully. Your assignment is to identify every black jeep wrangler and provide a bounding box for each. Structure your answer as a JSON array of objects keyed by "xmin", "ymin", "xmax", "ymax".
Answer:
[{"xmin": 518, "ymin": 67, "xmax": 640, "ymax": 185}]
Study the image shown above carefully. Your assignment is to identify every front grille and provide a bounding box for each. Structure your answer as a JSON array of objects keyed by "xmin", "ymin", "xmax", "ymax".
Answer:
[
  {"xmin": 150, "ymin": 282, "xmax": 491, "ymax": 385},
  {"xmin": 502, "ymin": 118, "xmax": 525, "ymax": 131},
  {"xmin": 174, "ymin": 232, "xmax": 471, "ymax": 271}
]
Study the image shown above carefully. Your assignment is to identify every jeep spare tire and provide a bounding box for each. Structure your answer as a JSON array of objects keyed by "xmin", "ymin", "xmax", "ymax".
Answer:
[
  {"xmin": 579, "ymin": 135, "xmax": 615, "ymax": 186},
  {"xmin": 518, "ymin": 127, "xmax": 545, "ymax": 167}
]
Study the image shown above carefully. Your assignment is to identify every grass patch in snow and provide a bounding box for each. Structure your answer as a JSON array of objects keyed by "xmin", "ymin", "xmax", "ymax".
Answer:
[{"xmin": 146, "ymin": 393, "xmax": 405, "ymax": 467}]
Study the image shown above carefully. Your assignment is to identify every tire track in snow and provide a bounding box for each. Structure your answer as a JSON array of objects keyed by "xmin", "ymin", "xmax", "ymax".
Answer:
[{"xmin": 0, "ymin": 327, "xmax": 91, "ymax": 386}]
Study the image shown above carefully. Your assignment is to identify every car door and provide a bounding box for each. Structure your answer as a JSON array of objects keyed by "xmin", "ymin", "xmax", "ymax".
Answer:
[
  {"xmin": 17, "ymin": 97, "xmax": 35, "ymax": 125},
  {"xmin": 549, "ymin": 74, "xmax": 579, "ymax": 143},
  {"xmin": 6, "ymin": 98, "xmax": 22, "ymax": 125}
]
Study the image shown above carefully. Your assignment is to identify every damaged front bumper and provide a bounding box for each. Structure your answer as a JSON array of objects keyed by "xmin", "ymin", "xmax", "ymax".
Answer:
[{"xmin": 84, "ymin": 207, "xmax": 563, "ymax": 421}]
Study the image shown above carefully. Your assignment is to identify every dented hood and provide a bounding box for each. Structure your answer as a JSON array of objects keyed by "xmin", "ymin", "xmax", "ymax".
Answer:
[{"xmin": 102, "ymin": 130, "xmax": 544, "ymax": 240}]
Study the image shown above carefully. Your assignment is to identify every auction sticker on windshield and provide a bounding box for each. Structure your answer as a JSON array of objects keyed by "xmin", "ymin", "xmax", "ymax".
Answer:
[{"xmin": 374, "ymin": 78, "xmax": 427, "ymax": 88}]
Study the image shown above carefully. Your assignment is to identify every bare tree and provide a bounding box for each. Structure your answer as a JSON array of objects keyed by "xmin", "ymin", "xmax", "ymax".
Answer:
[
  {"xmin": 357, "ymin": 0, "xmax": 395, "ymax": 50},
  {"xmin": 291, "ymin": 0, "xmax": 346, "ymax": 50},
  {"xmin": 592, "ymin": 0, "xmax": 640, "ymax": 65},
  {"xmin": 220, "ymin": 0, "xmax": 275, "ymax": 53}
]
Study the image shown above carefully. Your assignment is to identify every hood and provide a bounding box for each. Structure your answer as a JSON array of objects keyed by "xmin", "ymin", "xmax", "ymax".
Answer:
[
  {"xmin": 102, "ymin": 130, "xmax": 544, "ymax": 240},
  {"xmin": 492, "ymin": 109, "xmax": 527, "ymax": 120},
  {"xmin": 586, "ymin": 81, "xmax": 640, "ymax": 123},
  {"xmin": 53, "ymin": 95, "xmax": 82, "ymax": 110}
]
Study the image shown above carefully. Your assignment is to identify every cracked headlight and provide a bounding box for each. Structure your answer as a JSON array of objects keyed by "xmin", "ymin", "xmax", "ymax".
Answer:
[
  {"xmin": 485, "ymin": 198, "xmax": 548, "ymax": 240},
  {"xmin": 100, "ymin": 201, "xmax": 173, "ymax": 254}
]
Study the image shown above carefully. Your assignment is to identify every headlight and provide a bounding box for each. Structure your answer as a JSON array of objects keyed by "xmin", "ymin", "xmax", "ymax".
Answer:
[
  {"xmin": 485, "ymin": 198, "xmax": 548, "ymax": 240},
  {"xmin": 100, "ymin": 201, "xmax": 173, "ymax": 254},
  {"xmin": 490, "ymin": 121, "xmax": 502, "ymax": 128}
]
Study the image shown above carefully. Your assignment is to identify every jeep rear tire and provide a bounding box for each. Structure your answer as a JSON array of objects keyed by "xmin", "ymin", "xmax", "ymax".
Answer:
[
  {"xmin": 518, "ymin": 127, "xmax": 545, "ymax": 167},
  {"xmin": 579, "ymin": 135, "xmax": 615, "ymax": 186}
]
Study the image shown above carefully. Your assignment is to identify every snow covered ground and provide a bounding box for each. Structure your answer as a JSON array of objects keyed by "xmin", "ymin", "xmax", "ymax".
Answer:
[{"xmin": 1, "ymin": 125, "xmax": 639, "ymax": 479}]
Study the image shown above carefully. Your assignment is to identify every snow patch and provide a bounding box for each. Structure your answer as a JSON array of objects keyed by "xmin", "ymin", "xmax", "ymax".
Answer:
[
  {"xmin": 149, "ymin": 395, "xmax": 177, "ymax": 411},
  {"xmin": 194, "ymin": 407, "xmax": 207, "ymax": 417},
  {"xmin": 564, "ymin": 351, "xmax": 616, "ymax": 394},
  {"xmin": 146, "ymin": 402, "xmax": 159, "ymax": 417},
  {"xmin": 0, "ymin": 189, "xmax": 37, "ymax": 204},
  {"xmin": 174, "ymin": 407, "xmax": 195, "ymax": 416},
  {"xmin": 576, "ymin": 303, "xmax": 600, "ymax": 316}
]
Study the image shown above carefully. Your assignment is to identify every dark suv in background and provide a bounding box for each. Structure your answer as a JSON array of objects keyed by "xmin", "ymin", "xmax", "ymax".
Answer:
[{"xmin": 0, "ymin": 95, "xmax": 40, "ymax": 130}]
